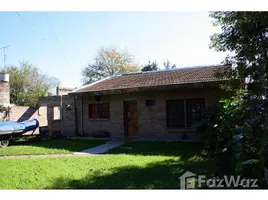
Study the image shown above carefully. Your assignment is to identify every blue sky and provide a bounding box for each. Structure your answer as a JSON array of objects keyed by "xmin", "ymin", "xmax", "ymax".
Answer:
[{"xmin": 0, "ymin": 11, "xmax": 226, "ymax": 88}]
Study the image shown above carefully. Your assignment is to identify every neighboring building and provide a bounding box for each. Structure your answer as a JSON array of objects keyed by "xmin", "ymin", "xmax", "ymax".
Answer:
[
  {"xmin": 56, "ymin": 87, "xmax": 76, "ymax": 96},
  {"xmin": 0, "ymin": 73, "xmax": 48, "ymax": 133},
  {"xmin": 69, "ymin": 65, "xmax": 229, "ymax": 141},
  {"xmin": 0, "ymin": 73, "xmax": 11, "ymax": 122},
  {"xmin": 0, "ymin": 77, "xmax": 74, "ymax": 135},
  {"xmin": 0, "ymin": 73, "xmax": 10, "ymax": 107}
]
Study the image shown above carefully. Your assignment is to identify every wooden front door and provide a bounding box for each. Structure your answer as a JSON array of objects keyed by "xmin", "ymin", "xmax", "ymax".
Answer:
[{"xmin": 124, "ymin": 101, "xmax": 138, "ymax": 136}]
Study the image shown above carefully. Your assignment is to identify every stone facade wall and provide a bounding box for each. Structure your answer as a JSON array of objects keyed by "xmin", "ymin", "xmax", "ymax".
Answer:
[{"xmin": 80, "ymin": 87, "xmax": 226, "ymax": 139}]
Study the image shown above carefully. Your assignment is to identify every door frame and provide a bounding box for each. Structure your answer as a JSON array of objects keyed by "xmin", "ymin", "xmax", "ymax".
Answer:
[{"xmin": 123, "ymin": 100, "xmax": 138, "ymax": 137}]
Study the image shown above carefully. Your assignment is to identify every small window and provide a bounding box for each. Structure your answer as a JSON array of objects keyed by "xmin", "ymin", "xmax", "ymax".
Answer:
[
  {"xmin": 53, "ymin": 107, "xmax": 61, "ymax": 120},
  {"xmin": 145, "ymin": 99, "xmax": 155, "ymax": 107},
  {"xmin": 89, "ymin": 103, "xmax": 110, "ymax": 119}
]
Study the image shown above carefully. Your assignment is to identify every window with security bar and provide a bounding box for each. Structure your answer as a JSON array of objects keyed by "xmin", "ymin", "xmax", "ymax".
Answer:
[
  {"xmin": 89, "ymin": 103, "xmax": 110, "ymax": 119},
  {"xmin": 166, "ymin": 98, "xmax": 205, "ymax": 129},
  {"xmin": 186, "ymin": 98, "xmax": 205, "ymax": 128}
]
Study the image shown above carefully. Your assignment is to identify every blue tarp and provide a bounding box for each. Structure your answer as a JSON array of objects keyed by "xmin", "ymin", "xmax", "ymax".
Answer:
[{"xmin": 0, "ymin": 119, "xmax": 39, "ymax": 134}]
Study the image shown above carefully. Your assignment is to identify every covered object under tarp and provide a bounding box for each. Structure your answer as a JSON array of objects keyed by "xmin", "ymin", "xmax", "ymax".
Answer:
[{"xmin": 0, "ymin": 119, "xmax": 39, "ymax": 135}]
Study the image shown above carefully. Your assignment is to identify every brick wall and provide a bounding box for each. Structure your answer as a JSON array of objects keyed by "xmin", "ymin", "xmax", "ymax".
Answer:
[
  {"xmin": 0, "ymin": 82, "xmax": 10, "ymax": 105},
  {"xmin": 81, "ymin": 95, "xmax": 124, "ymax": 138},
  {"xmin": 80, "ymin": 87, "xmax": 225, "ymax": 139},
  {"xmin": 5, "ymin": 87, "xmax": 225, "ymax": 139},
  {"xmin": 61, "ymin": 95, "xmax": 76, "ymax": 136},
  {"xmin": 8, "ymin": 106, "xmax": 47, "ymax": 134},
  {"xmin": 1, "ymin": 95, "xmax": 76, "ymax": 137},
  {"xmin": 39, "ymin": 95, "xmax": 76, "ymax": 137}
]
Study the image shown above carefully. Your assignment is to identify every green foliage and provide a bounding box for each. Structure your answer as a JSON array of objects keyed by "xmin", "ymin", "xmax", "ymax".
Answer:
[
  {"xmin": 1, "ymin": 61, "xmax": 60, "ymax": 107},
  {"xmin": 194, "ymin": 12, "xmax": 268, "ymax": 185},
  {"xmin": 163, "ymin": 59, "xmax": 176, "ymax": 69},
  {"xmin": 0, "ymin": 105, "xmax": 11, "ymax": 121},
  {"xmin": 82, "ymin": 46, "xmax": 140, "ymax": 84},
  {"xmin": 141, "ymin": 61, "xmax": 159, "ymax": 72},
  {"xmin": 193, "ymin": 93, "xmax": 267, "ymax": 182},
  {"xmin": 210, "ymin": 12, "xmax": 268, "ymax": 97}
]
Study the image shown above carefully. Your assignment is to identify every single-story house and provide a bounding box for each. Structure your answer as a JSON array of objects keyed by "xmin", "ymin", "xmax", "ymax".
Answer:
[{"xmin": 69, "ymin": 65, "xmax": 229, "ymax": 141}]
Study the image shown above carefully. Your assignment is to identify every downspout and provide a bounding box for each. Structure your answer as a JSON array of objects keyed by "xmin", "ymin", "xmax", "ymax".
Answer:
[
  {"xmin": 60, "ymin": 95, "xmax": 64, "ymax": 136},
  {"xmin": 80, "ymin": 95, "xmax": 84, "ymax": 136},
  {"xmin": 74, "ymin": 96, "xmax": 78, "ymax": 136},
  {"xmin": 184, "ymin": 99, "xmax": 187, "ymax": 129}
]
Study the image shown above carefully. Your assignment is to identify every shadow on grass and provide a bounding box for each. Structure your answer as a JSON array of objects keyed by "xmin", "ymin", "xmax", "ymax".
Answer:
[
  {"xmin": 106, "ymin": 141, "xmax": 205, "ymax": 157},
  {"xmin": 47, "ymin": 142, "xmax": 215, "ymax": 189},
  {"xmin": 9, "ymin": 138, "xmax": 106, "ymax": 152},
  {"xmin": 47, "ymin": 157, "xmax": 214, "ymax": 189},
  {"xmin": 44, "ymin": 141, "xmax": 268, "ymax": 189}
]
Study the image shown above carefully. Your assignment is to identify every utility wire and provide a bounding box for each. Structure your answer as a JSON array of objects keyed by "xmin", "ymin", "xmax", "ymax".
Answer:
[
  {"xmin": 15, "ymin": 12, "xmax": 46, "ymax": 41},
  {"xmin": 44, "ymin": 12, "xmax": 72, "ymax": 75},
  {"xmin": 44, "ymin": 12, "xmax": 61, "ymax": 48}
]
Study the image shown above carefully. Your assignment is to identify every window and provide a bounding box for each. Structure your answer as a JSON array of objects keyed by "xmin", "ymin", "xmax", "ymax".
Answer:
[
  {"xmin": 186, "ymin": 98, "xmax": 205, "ymax": 128},
  {"xmin": 145, "ymin": 99, "xmax": 155, "ymax": 107},
  {"xmin": 89, "ymin": 103, "xmax": 110, "ymax": 119},
  {"xmin": 165, "ymin": 98, "xmax": 205, "ymax": 129},
  {"xmin": 166, "ymin": 99, "xmax": 185, "ymax": 128},
  {"xmin": 53, "ymin": 107, "xmax": 61, "ymax": 120}
]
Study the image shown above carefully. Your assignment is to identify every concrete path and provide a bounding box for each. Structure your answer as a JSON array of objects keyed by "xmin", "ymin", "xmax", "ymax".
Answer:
[
  {"xmin": 0, "ymin": 153, "xmax": 99, "ymax": 159},
  {"xmin": 73, "ymin": 142, "xmax": 124, "ymax": 155},
  {"xmin": 0, "ymin": 142, "xmax": 124, "ymax": 159}
]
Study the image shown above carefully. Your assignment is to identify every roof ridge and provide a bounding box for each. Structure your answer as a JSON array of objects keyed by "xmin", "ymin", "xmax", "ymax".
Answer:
[
  {"xmin": 122, "ymin": 64, "xmax": 224, "ymax": 76},
  {"xmin": 71, "ymin": 76, "xmax": 111, "ymax": 93},
  {"xmin": 71, "ymin": 64, "xmax": 228, "ymax": 94}
]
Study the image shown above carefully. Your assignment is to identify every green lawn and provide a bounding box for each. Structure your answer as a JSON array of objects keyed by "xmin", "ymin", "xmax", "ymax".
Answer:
[
  {"xmin": 106, "ymin": 141, "xmax": 206, "ymax": 156},
  {"xmin": 0, "ymin": 141, "xmax": 215, "ymax": 189},
  {"xmin": 0, "ymin": 139, "xmax": 106, "ymax": 156}
]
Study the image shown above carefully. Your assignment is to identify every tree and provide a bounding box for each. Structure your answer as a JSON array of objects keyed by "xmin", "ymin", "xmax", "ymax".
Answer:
[
  {"xmin": 1, "ymin": 61, "xmax": 60, "ymax": 107},
  {"xmin": 163, "ymin": 59, "xmax": 176, "ymax": 69},
  {"xmin": 82, "ymin": 46, "xmax": 140, "ymax": 84},
  {"xmin": 207, "ymin": 12, "xmax": 268, "ymax": 184},
  {"xmin": 141, "ymin": 61, "xmax": 159, "ymax": 72}
]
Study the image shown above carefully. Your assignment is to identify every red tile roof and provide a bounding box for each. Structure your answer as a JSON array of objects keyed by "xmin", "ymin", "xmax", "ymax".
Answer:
[{"xmin": 72, "ymin": 65, "xmax": 228, "ymax": 94}]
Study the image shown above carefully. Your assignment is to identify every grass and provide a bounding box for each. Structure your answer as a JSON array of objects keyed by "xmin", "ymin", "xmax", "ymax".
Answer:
[
  {"xmin": 0, "ymin": 139, "xmax": 106, "ymax": 156},
  {"xmin": 106, "ymin": 141, "xmax": 206, "ymax": 156},
  {"xmin": 0, "ymin": 141, "xmax": 215, "ymax": 189}
]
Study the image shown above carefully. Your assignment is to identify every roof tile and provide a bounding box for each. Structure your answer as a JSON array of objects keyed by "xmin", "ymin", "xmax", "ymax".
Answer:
[{"xmin": 73, "ymin": 65, "xmax": 228, "ymax": 93}]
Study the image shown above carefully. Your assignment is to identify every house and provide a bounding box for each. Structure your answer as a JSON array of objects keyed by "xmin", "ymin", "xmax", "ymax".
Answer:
[
  {"xmin": 1, "ymin": 65, "xmax": 229, "ymax": 140},
  {"xmin": 69, "ymin": 65, "xmax": 229, "ymax": 141}
]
